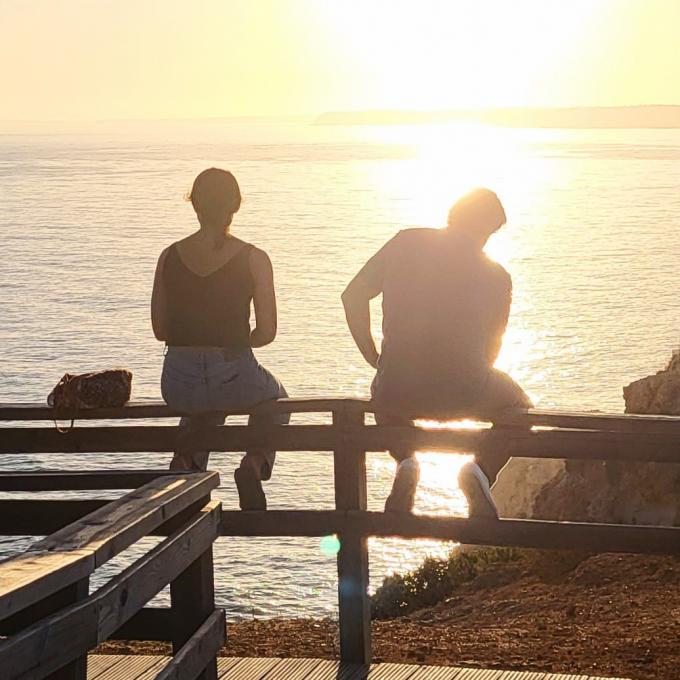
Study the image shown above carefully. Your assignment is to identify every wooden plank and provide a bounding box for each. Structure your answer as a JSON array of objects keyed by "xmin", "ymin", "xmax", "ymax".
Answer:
[
  {"xmin": 97, "ymin": 655, "xmax": 166, "ymax": 680},
  {"xmin": 169, "ymin": 544, "xmax": 217, "ymax": 679},
  {"xmin": 4, "ymin": 398, "xmax": 680, "ymax": 435},
  {"xmin": 215, "ymin": 657, "xmax": 244, "ymax": 678},
  {"xmin": 504, "ymin": 427, "xmax": 680, "ymax": 462},
  {"xmin": 259, "ymin": 657, "xmax": 324, "ymax": 679},
  {"xmin": 498, "ymin": 672, "xmax": 546, "ymax": 679},
  {"xmin": 0, "ymin": 470, "xmax": 175, "ymax": 491},
  {"xmin": 334, "ymin": 405, "xmax": 371, "ymax": 666},
  {"xmin": 0, "ymin": 473, "xmax": 219, "ymax": 621},
  {"xmin": 408, "ymin": 665, "xmax": 463, "ymax": 679},
  {"xmin": 86, "ymin": 655, "xmax": 125, "ymax": 679},
  {"xmin": 219, "ymin": 656, "xmax": 281, "ymax": 679},
  {"xmin": 349, "ymin": 512, "xmax": 680, "ymax": 555},
  {"xmin": 453, "ymin": 669, "xmax": 504, "ymax": 679},
  {"xmin": 221, "ymin": 510, "xmax": 340, "ymax": 537},
  {"xmin": 294, "ymin": 659, "xmax": 370, "ymax": 680},
  {"xmin": 4, "ymin": 423, "xmax": 680, "ymax": 464},
  {"xmin": 0, "ymin": 398, "xmax": 370, "ymax": 421},
  {"xmin": 0, "ymin": 502, "xmax": 220, "ymax": 679},
  {"xmin": 42, "ymin": 577, "xmax": 90, "ymax": 680},
  {"xmin": 0, "ymin": 425, "xmax": 339, "ymax": 454},
  {"xmin": 0, "ymin": 547, "xmax": 95, "ymax": 629},
  {"xmin": 154, "ymin": 609, "xmax": 225, "ymax": 680},
  {"xmin": 0, "ymin": 498, "xmax": 213, "ymax": 538},
  {"xmin": 109, "ymin": 607, "xmax": 172, "ymax": 642},
  {"xmin": 220, "ymin": 510, "xmax": 680, "ymax": 555},
  {"xmin": 367, "ymin": 663, "xmax": 420, "ymax": 679},
  {"xmin": 0, "ymin": 500, "xmax": 109, "ymax": 536},
  {"xmin": 33, "ymin": 472, "xmax": 219, "ymax": 559},
  {"xmin": 496, "ymin": 407, "xmax": 680, "ymax": 434}
]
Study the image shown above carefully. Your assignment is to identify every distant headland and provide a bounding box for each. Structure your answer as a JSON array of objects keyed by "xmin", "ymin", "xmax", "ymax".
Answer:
[{"xmin": 316, "ymin": 105, "xmax": 680, "ymax": 128}]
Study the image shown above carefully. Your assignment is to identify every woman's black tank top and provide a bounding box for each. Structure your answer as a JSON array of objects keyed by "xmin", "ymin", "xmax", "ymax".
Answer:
[{"xmin": 163, "ymin": 242, "xmax": 254, "ymax": 348}]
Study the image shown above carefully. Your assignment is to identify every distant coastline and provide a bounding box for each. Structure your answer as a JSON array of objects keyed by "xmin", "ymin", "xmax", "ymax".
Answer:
[{"xmin": 316, "ymin": 105, "xmax": 680, "ymax": 128}]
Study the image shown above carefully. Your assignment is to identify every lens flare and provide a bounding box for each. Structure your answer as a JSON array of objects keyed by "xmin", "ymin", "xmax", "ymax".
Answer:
[{"xmin": 319, "ymin": 535, "xmax": 341, "ymax": 556}]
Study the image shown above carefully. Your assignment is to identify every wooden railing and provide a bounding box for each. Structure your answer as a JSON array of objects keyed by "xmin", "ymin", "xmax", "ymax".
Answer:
[
  {"xmin": 0, "ymin": 468, "xmax": 222, "ymax": 679},
  {"xmin": 1, "ymin": 397, "xmax": 680, "ymax": 677}
]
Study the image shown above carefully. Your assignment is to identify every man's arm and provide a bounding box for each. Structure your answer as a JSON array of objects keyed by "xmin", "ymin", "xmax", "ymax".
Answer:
[
  {"xmin": 486, "ymin": 269, "xmax": 512, "ymax": 365},
  {"xmin": 341, "ymin": 236, "xmax": 397, "ymax": 368}
]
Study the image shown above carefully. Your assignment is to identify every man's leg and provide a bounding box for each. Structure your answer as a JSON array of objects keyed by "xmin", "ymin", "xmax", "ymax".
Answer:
[
  {"xmin": 375, "ymin": 411, "xmax": 421, "ymax": 513},
  {"xmin": 170, "ymin": 412, "xmax": 225, "ymax": 472},
  {"xmin": 458, "ymin": 368, "xmax": 532, "ymax": 519}
]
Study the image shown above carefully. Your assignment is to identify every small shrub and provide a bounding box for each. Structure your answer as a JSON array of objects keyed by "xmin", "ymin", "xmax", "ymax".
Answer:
[{"xmin": 371, "ymin": 546, "xmax": 521, "ymax": 620}]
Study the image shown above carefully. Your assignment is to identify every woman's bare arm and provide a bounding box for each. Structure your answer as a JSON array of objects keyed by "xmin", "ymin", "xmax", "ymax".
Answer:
[
  {"xmin": 250, "ymin": 248, "xmax": 277, "ymax": 348},
  {"xmin": 151, "ymin": 248, "xmax": 170, "ymax": 342}
]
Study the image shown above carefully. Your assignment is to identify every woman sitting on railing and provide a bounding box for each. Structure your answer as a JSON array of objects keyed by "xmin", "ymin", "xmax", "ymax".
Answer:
[{"xmin": 151, "ymin": 168, "xmax": 288, "ymax": 510}]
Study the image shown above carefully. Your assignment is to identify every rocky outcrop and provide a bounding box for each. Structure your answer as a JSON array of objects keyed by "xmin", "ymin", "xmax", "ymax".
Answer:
[
  {"xmin": 623, "ymin": 350, "xmax": 680, "ymax": 414},
  {"xmin": 491, "ymin": 458, "xmax": 565, "ymax": 520},
  {"xmin": 492, "ymin": 351, "xmax": 680, "ymax": 526}
]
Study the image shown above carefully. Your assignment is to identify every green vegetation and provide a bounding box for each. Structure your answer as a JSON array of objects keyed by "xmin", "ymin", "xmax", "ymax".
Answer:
[{"xmin": 371, "ymin": 546, "xmax": 522, "ymax": 620}]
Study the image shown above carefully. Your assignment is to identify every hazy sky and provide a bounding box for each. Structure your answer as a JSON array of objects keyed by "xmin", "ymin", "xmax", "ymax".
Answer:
[{"xmin": 2, "ymin": 0, "xmax": 679, "ymax": 121}]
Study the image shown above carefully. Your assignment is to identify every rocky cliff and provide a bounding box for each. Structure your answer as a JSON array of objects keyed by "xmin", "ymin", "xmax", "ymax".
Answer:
[{"xmin": 492, "ymin": 351, "xmax": 680, "ymax": 525}]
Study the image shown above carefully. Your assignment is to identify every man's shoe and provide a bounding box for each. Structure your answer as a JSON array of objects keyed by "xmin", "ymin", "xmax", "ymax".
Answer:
[
  {"xmin": 234, "ymin": 465, "xmax": 267, "ymax": 510},
  {"xmin": 458, "ymin": 461, "xmax": 499, "ymax": 519},
  {"xmin": 384, "ymin": 458, "xmax": 420, "ymax": 513}
]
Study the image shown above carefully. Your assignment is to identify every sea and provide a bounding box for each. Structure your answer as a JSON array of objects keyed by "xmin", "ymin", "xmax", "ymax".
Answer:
[{"xmin": 1, "ymin": 119, "xmax": 679, "ymax": 619}]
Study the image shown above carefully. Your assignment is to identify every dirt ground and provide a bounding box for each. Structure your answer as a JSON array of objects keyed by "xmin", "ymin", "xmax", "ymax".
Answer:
[{"xmin": 98, "ymin": 552, "xmax": 680, "ymax": 680}]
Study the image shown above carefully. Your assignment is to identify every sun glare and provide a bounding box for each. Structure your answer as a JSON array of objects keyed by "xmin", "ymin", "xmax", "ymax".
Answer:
[{"xmin": 320, "ymin": 0, "xmax": 609, "ymax": 111}]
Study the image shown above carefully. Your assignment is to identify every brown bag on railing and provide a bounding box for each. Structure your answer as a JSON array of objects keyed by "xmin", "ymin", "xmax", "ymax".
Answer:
[{"xmin": 47, "ymin": 369, "xmax": 133, "ymax": 430}]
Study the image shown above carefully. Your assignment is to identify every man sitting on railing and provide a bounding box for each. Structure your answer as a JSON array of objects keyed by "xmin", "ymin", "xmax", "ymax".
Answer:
[{"xmin": 342, "ymin": 188, "xmax": 532, "ymax": 516}]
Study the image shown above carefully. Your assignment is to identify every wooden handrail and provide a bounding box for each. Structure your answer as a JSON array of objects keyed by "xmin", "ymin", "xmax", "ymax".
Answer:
[
  {"xmin": 3, "ymin": 422, "xmax": 680, "ymax": 463},
  {"xmin": 0, "ymin": 397, "xmax": 369, "ymax": 421},
  {"xmin": 3, "ymin": 398, "xmax": 680, "ymax": 434},
  {"xmin": 0, "ymin": 501, "xmax": 221, "ymax": 679},
  {"xmin": 0, "ymin": 472, "xmax": 219, "ymax": 621},
  {"xmin": 220, "ymin": 510, "xmax": 680, "ymax": 554}
]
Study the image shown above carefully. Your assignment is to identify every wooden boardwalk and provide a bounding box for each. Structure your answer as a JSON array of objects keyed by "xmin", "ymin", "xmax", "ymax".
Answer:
[{"xmin": 87, "ymin": 656, "xmax": 630, "ymax": 680}]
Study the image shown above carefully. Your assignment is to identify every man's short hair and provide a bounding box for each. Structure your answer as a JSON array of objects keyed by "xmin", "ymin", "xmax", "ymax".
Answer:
[{"xmin": 447, "ymin": 188, "xmax": 506, "ymax": 237}]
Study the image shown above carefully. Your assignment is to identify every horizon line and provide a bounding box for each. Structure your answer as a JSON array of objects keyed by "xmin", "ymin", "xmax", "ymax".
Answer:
[{"xmin": 2, "ymin": 104, "xmax": 680, "ymax": 127}]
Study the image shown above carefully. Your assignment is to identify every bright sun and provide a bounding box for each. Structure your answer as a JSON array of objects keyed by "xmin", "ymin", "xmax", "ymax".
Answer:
[{"xmin": 319, "ymin": 0, "xmax": 608, "ymax": 111}]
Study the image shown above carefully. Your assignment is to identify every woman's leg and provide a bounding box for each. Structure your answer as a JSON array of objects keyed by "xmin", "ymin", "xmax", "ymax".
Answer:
[
  {"xmin": 206, "ymin": 351, "xmax": 289, "ymax": 509},
  {"xmin": 162, "ymin": 348, "xmax": 217, "ymax": 471},
  {"xmin": 240, "ymin": 379, "xmax": 289, "ymax": 481},
  {"xmin": 170, "ymin": 412, "xmax": 225, "ymax": 471}
]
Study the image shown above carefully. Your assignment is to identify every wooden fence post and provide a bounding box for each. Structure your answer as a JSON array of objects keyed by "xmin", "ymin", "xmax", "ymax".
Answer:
[
  {"xmin": 170, "ymin": 500, "xmax": 218, "ymax": 680},
  {"xmin": 333, "ymin": 403, "xmax": 371, "ymax": 664},
  {"xmin": 47, "ymin": 577, "xmax": 89, "ymax": 680}
]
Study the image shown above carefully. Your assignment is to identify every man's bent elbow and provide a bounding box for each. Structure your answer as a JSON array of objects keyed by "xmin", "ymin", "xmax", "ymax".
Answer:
[{"xmin": 341, "ymin": 287, "xmax": 359, "ymax": 310}]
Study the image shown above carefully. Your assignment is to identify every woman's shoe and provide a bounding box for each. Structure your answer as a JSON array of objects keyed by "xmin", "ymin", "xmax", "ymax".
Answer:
[{"xmin": 234, "ymin": 465, "xmax": 267, "ymax": 510}]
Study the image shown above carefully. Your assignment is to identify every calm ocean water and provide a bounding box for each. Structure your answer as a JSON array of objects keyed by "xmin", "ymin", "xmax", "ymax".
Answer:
[{"xmin": 1, "ymin": 120, "xmax": 679, "ymax": 618}]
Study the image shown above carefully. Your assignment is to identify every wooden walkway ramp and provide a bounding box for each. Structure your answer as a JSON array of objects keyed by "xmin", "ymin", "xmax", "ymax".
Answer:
[{"xmin": 88, "ymin": 655, "xmax": 630, "ymax": 680}]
